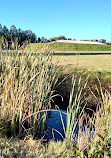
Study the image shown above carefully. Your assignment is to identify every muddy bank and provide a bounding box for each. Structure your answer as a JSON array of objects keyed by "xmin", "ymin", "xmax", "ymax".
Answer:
[{"xmin": 53, "ymin": 73, "xmax": 111, "ymax": 114}]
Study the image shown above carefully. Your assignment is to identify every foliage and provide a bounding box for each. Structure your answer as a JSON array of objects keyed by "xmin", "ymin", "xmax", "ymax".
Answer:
[
  {"xmin": 0, "ymin": 24, "xmax": 37, "ymax": 50},
  {"xmin": 64, "ymin": 75, "xmax": 111, "ymax": 157},
  {"xmin": 49, "ymin": 36, "xmax": 67, "ymax": 42},
  {"xmin": 66, "ymin": 75, "xmax": 88, "ymax": 142},
  {"xmin": 86, "ymin": 90, "xmax": 111, "ymax": 157},
  {"xmin": 74, "ymin": 87, "xmax": 111, "ymax": 157}
]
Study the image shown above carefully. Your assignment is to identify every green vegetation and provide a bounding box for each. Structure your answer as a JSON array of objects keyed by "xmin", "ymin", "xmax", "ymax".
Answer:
[
  {"xmin": 0, "ymin": 24, "xmax": 36, "ymax": 50},
  {"xmin": 66, "ymin": 75, "xmax": 88, "ymax": 142},
  {"xmin": 26, "ymin": 43, "xmax": 111, "ymax": 52}
]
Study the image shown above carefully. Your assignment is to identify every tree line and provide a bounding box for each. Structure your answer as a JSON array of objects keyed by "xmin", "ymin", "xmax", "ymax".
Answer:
[
  {"xmin": 0, "ymin": 24, "xmax": 74, "ymax": 50},
  {"xmin": 0, "ymin": 24, "xmax": 37, "ymax": 50}
]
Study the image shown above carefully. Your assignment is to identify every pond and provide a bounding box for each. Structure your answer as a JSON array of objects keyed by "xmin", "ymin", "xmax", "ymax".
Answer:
[{"xmin": 44, "ymin": 110, "xmax": 80, "ymax": 142}]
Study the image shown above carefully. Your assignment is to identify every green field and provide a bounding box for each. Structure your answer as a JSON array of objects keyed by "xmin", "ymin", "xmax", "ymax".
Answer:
[{"xmin": 26, "ymin": 43, "xmax": 111, "ymax": 52}]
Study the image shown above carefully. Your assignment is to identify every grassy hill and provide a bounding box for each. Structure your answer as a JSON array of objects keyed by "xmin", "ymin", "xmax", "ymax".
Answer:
[{"xmin": 26, "ymin": 43, "xmax": 111, "ymax": 52}]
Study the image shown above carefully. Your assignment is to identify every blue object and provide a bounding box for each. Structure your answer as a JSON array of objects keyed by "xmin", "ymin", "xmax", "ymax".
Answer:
[
  {"xmin": 43, "ymin": 110, "xmax": 94, "ymax": 143},
  {"xmin": 44, "ymin": 110, "xmax": 67, "ymax": 142}
]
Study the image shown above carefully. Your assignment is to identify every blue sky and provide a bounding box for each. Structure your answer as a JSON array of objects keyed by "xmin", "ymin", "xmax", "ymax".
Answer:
[{"xmin": 0, "ymin": 0, "xmax": 111, "ymax": 41}]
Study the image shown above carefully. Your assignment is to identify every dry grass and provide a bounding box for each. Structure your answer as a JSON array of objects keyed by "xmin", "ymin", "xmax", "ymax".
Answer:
[
  {"xmin": 75, "ymin": 89, "xmax": 111, "ymax": 157},
  {"xmin": 0, "ymin": 52, "xmax": 111, "ymax": 157},
  {"xmin": 52, "ymin": 55, "xmax": 111, "ymax": 72},
  {"xmin": 0, "ymin": 136, "xmax": 77, "ymax": 158},
  {"xmin": 0, "ymin": 53, "xmax": 58, "ymax": 137}
]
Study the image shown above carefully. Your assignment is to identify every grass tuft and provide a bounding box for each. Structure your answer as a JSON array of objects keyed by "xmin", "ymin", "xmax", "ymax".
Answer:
[{"xmin": 0, "ymin": 52, "xmax": 58, "ymax": 137}]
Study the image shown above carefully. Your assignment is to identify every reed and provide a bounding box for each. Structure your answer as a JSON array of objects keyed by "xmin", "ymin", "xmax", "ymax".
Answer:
[
  {"xmin": 86, "ymin": 89, "xmax": 111, "ymax": 157},
  {"xmin": 65, "ymin": 74, "xmax": 88, "ymax": 142},
  {"xmin": 75, "ymin": 84, "xmax": 111, "ymax": 157},
  {"xmin": 0, "ymin": 52, "xmax": 58, "ymax": 137}
]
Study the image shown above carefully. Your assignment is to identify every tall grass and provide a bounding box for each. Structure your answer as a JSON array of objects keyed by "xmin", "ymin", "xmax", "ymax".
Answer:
[
  {"xmin": 0, "ymin": 52, "xmax": 58, "ymax": 137},
  {"xmin": 66, "ymin": 75, "xmax": 88, "ymax": 142},
  {"xmin": 86, "ymin": 89, "xmax": 111, "ymax": 157},
  {"xmin": 65, "ymin": 75, "xmax": 111, "ymax": 157},
  {"xmin": 0, "ymin": 51, "xmax": 111, "ymax": 157},
  {"xmin": 73, "ymin": 87, "xmax": 111, "ymax": 157}
]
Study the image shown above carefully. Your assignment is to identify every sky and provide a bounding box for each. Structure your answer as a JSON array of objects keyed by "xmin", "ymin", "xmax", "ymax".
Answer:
[{"xmin": 0, "ymin": 0, "xmax": 111, "ymax": 42}]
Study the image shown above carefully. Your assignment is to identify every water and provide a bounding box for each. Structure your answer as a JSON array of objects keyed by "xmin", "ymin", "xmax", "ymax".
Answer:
[
  {"xmin": 44, "ymin": 110, "xmax": 79, "ymax": 142},
  {"xmin": 44, "ymin": 110, "xmax": 94, "ymax": 143},
  {"xmin": 44, "ymin": 110, "xmax": 67, "ymax": 142}
]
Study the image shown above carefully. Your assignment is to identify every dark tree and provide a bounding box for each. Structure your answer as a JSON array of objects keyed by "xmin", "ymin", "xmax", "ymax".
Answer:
[
  {"xmin": 2, "ymin": 25, "xmax": 9, "ymax": 34},
  {"xmin": 38, "ymin": 37, "xmax": 41, "ymax": 43},
  {"xmin": 0, "ymin": 24, "xmax": 37, "ymax": 50},
  {"xmin": 56, "ymin": 36, "xmax": 67, "ymax": 40}
]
